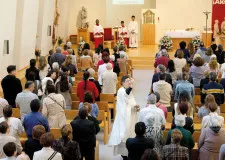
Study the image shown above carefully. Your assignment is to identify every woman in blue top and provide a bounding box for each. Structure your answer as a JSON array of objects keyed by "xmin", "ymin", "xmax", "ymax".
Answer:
[{"xmin": 78, "ymin": 92, "xmax": 99, "ymax": 118}]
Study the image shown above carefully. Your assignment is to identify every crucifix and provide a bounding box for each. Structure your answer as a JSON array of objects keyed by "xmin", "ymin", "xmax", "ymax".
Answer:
[{"xmin": 203, "ymin": 10, "xmax": 211, "ymax": 46}]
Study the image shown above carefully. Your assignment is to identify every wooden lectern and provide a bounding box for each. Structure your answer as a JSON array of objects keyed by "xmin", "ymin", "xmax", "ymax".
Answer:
[
  {"xmin": 142, "ymin": 24, "xmax": 155, "ymax": 45},
  {"xmin": 77, "ymin": 28, "xmax": 90, "ymax": 44}
]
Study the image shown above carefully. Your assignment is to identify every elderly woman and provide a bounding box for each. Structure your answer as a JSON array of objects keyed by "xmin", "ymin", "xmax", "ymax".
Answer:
[
  {"xmin": 190, "ymin": 57, "xmax": 207, "ymax": 87},
  {"xmin": 171, "ymin": 103, "xmax": 194, "ymax": 134},
  {"xmin": 154, "ymin": 49, "xmax": 170, "ymax": 68},
  {"xmin": 202, "ymin": 47, "xmax": 213, "ymax": 63},
  {"xmin": 33, "ymin": 133, "xmax": 62, "ymax": 160},
  {"xmin": 24, "ymin": 125, "xmax": 46, "ymax": 159},
  {"xmin": 163, "ymin": 129, "xmax": 189, "ymax": 160},
  {"xmin": 117, "ymin": 52, "xmax": 128, "ymax": 75},
  {"xmin": 173, "ymin": 50, "xmax": 186, "ymax": 74},
  {"xmin": 166, "ymin": 115, "xmax": 194, "ymax": 152},
  {"xmin": 139, "ymin": 94, "xmax": 166, "ymax": 158},
  {"xmin": 199, "ymin": 115, "xmax": 225, "ymax": 160}
]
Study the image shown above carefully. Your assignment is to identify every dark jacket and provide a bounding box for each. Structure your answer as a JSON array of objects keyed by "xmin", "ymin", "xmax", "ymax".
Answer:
[
  {"xmin": 74, "ymin": 115, "xmax": 100, "ymax": 134},
  {"xmin": 215, "ymin": 50, "xmax": 225, "ymax": 64},
  {"xmin": 70, "ymin": 118, "xmax": 96, "ymax": 150},
  {"xmin": 201, "ymin": 81, "xmax": 224, "ymax": 105},
  {"xmin": 24, "ymin": 139, "xmax": 42, "ymax": 159},
  {"xmin": 25, "ymin": 67, "xmax": 40, "ymax": 81},
  {"xmin": 126, "ymin": 136, "xmax": 154, "ymax": 160},
  {"xmin": 89, "ymin": 78, "xmax": 101, "ymax": 101},
  {"xmin": 1, "ymin": 75, "xmax": 22, "ymax": 106},
  {"xmin": 200, "ymin": 77, "xmax": 209, "ymax": 90}
]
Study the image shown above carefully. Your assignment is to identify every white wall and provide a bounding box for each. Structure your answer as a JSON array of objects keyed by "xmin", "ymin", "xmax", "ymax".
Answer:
[
  {"xmin": 155, "ymin": 0, "xmax": 212, "ymax": 43},
  {"xmin": 67, "ymin": 0, "xmax": 106, "ymax": 37},
  {"xmin": 38, "ymin": 0, "xmax": 55, "ymax": 55},
  {"xmin": 106, "ymin": 0, "xmax": 156, "ymax": 40},
  {"xmin": 0, "ymin": 0, "xmax": 18, "ymax": 79},
  {"xmin": 58, "ymin": 0, "xmax": 72, "ymax": 40}
]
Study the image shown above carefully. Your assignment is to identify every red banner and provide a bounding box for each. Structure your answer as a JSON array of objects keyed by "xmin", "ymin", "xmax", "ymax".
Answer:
[{"xmin": 212, "ymin": 0, "xmax": 225, "ymax": 32}]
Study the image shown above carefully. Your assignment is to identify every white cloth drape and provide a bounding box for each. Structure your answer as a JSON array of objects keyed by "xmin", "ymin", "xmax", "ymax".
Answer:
[{"xmin": 93, "ymin": 25, "xmax": 104, "ymax": 38}]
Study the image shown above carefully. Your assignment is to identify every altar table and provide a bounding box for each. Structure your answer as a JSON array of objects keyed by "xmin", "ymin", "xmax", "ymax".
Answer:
[{"xmin": 164, "ymin": 30, "xmax": 201, "ymax": 50}]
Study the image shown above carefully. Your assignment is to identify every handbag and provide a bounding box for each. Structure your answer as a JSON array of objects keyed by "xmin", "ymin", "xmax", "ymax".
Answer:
[
  {"xmin": 48, "ymin": 95, "xmax": 64, "ymax": 109},
  {"xmin": 48, "ymin": 151, "xmax": 57, "ymax": 160}
]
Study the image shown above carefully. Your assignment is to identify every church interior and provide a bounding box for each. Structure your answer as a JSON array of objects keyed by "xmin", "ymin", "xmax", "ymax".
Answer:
[{"xmin": 1, "ymin": 0, "xmax": 225, "ymax": 160}]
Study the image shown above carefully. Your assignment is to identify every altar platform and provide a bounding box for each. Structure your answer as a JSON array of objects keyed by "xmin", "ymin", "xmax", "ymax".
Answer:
[{"xmin": 164, "ymin": 30, "xmax": 201, "ymax": 49}]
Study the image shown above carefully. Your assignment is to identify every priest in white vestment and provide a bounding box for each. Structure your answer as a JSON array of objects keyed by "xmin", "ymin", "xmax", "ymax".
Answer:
[
  {"xmin": 118, "ymin": 21, "xmax": 129, "ymax": 47},
  {"xmin": 108, "ymin": 76, "xmax": 139, "ymax": 159},
  {"xmin": 128, "ymin": 16, "xmax": 138, "ymax": 48},
  {"xmin": 93, "ymin": 19, "xmax": 104, "ymax": 49}
]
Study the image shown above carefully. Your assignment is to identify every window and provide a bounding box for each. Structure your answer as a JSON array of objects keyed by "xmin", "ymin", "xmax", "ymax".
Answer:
[{"xmin": 113, "ymin": 0, "xmax": 144, "ymax": 5}]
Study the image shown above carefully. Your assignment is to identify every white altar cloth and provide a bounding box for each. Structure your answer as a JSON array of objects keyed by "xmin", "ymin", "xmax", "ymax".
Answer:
[{"xmin": 164, "ymin": 30, "xmax": 200, "ymax": 38}]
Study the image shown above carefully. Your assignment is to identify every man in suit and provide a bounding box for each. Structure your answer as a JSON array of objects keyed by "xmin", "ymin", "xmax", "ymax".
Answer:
[
  {"xmin": 71, "ymin": 107, "xmax": 96, "ymax": 160},
  {"xmin": 126, "ymin": 122, "xmax": 154, "ymax": 160}
]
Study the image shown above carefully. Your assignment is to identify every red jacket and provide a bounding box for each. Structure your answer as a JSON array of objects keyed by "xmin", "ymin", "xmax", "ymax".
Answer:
[
  {"xmin": 77, "ymin": 80, "xmax": 99, "ymax": 102},
  {"xmin": 154, "ymin": 56, "xmax": 170, "ymax": 68}
]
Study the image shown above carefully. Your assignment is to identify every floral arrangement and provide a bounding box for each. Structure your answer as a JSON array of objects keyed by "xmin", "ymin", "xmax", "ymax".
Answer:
[
  {"xmin": 159, "ymin": 36, "xmax": 173, "ymax": 50},
  {"xmin": 191, "ymin": 36, "xmax": 203, "ymax": 49},
  {"xmin": 117, "ymin": 37, "xmax": 127, "ymax": 51}
]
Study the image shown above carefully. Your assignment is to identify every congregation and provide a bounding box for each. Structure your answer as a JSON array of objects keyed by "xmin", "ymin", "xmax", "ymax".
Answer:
[{"xmin": 1, "ymin": 40, "xmax": 225, "ymax": 160}]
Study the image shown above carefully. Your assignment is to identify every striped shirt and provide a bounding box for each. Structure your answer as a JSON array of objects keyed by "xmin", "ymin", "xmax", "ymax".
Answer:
[{"xmin": 201, "ymin": 82, "xmax": 224, "ymax": 105}]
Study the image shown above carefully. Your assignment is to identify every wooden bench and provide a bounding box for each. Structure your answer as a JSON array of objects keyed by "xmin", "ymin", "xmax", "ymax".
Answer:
[{"xmin": 100, "ymin": 93, "xmax": 116, "ymax": 119}]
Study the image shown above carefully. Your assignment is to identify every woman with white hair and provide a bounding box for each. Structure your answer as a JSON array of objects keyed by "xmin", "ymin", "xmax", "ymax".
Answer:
[{"xmin": 199, "ymin": 115, "xmax": 225, "ymax": 160}]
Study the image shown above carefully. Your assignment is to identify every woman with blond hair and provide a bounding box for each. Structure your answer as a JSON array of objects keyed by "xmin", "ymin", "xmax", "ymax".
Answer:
[
  {"xmin": 62, "ymin": 56, "xmax": 77, "ymax": 76},
  {"xmin": 202, "ymin": 47, "xmax": 213, "ymax": 63},
  {"xmin": 208, "ymin": 59, "xmax": 220, "ymax": 75},
  {"xmin": 198, "ymin": 94, "xmax": 220, "ymax": 119},
  {"xmin": 38, "ymin": 56, "xmax": 50, "ymax": 80},
  {"xmin": 173, "ymin": 50, "xmax": 186, "ymax": 74}
]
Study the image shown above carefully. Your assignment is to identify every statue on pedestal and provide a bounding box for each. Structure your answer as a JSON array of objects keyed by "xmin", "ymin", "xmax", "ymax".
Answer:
[
  {"xmin": 76, "ymin": 7, "xmax": 89, "ymax": 29},
  {"xmin": 214, "ymin": 19, "xmax": 220, "ymax": 37},
  {"xmin": 221, "ymin": 17, "xmax": 225, "ymax": 35}
]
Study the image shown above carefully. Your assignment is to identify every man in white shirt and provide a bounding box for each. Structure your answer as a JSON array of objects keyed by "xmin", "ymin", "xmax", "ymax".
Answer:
[
  {"xmin": 202, "ymin": 102, "xmax": 224, "ymax": 128},
  {"xmin": 93, "ymin": 19, "xmax": 104, "ymax": 49},
  {"xmin": 128, "ymin": 15, "xmax": 138, "ymax": 48},
  {"xmin": 139, "ymin": 94, "xmax": 166, "ymax": 127},
  {"xmin": 101, "ymin": 63, "xmax": 118, "ymax": 95},
  {"xmin": 119, "ymin": 21, "xmax": 129, "ymax": 47},
  {"xmin": 15, "ymin": 81, "xmax": 38, "ymax": 122}
]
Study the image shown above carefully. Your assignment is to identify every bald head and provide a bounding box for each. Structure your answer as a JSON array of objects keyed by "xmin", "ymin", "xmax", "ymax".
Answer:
[{"xmin": 106, "ymin": 63, "xmax": 113, "ymax": 70}]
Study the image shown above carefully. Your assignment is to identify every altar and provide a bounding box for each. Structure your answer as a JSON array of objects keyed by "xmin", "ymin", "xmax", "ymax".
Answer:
[{"xmin": 164, "ymin": 30, "xmax": 201, "ymax": 49}]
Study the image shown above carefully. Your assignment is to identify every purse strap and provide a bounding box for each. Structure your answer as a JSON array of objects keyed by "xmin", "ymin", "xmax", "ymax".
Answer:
[
  {"xmin": 48, "ymin": 151, "xmax": 57, "ymax": 160},
  {"xmin": 48, "ymin": 95, "xmax": 63, "ymax": 109}
]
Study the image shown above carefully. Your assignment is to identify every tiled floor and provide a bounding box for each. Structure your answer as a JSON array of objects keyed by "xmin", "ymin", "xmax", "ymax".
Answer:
[{"xmin": 98, "ymin": 69, "xmax": 154, "ymax": 160}]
